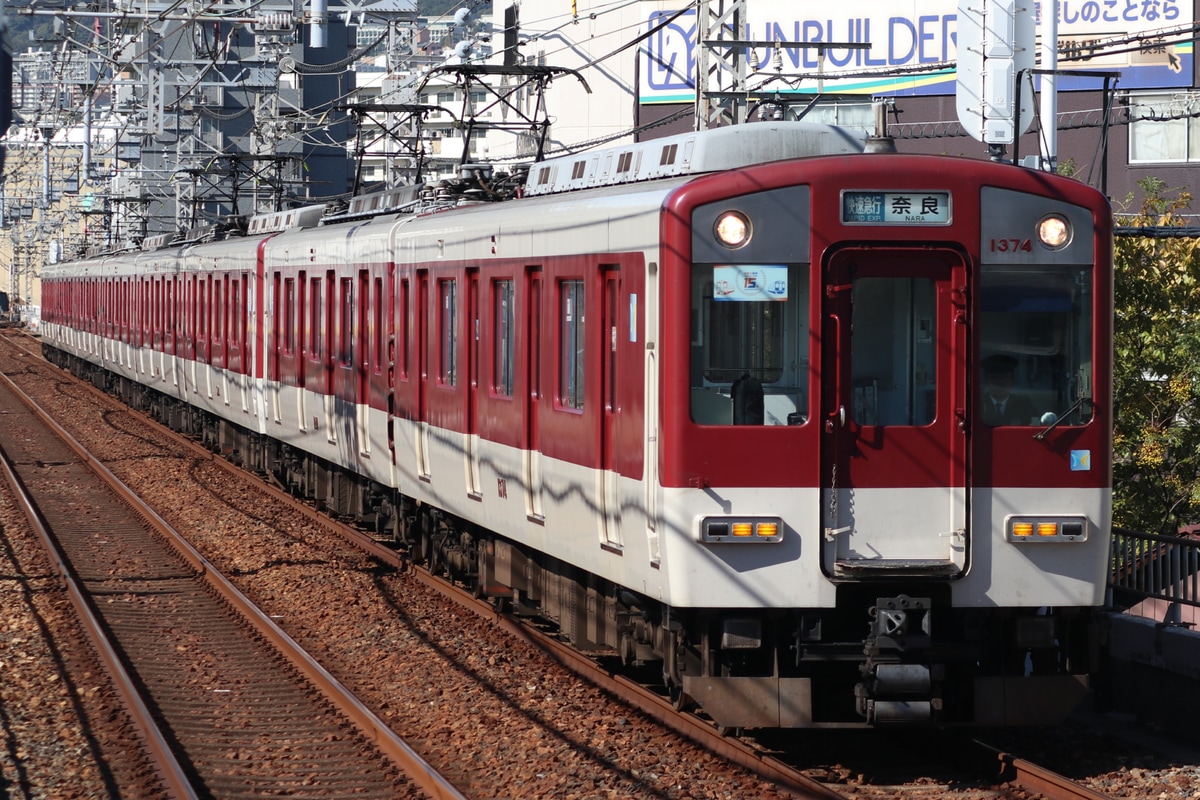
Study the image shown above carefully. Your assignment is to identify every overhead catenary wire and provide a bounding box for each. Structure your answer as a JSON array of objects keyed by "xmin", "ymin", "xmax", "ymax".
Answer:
[{"xmin": 7, "ymin": 4, "xmax": 1200, "ymax": 236}]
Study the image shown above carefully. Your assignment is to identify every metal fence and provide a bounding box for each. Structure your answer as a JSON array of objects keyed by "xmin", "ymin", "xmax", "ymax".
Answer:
[{"xmin": 1109, "ymin": 527, "xmax": 1200, "ymax": 626}]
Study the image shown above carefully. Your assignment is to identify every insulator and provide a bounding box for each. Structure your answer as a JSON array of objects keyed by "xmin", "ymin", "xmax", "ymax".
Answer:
[{"xmin": 253, "ymin": 12, "xmax": 295, "ymax": 33}]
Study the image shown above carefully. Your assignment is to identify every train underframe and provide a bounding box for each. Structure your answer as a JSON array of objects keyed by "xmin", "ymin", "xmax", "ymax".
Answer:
[{"xmin": 47, "ymin": 346, "xmax": 1099, "ymax": 730}]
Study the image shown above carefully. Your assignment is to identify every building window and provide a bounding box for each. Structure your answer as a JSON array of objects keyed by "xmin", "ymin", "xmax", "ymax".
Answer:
[
  {"xmin": 560, "ymin": 279, "xmax": 585, "ymax": 410},
  {"xmin": 1129, "ymin": 92, "xmax": 1200, "ymax": 163}
]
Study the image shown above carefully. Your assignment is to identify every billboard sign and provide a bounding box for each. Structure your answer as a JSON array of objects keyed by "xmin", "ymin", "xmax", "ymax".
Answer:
[{"xmin": 639, "ymin": 0, "xmax": 1192, "ymax": 103}]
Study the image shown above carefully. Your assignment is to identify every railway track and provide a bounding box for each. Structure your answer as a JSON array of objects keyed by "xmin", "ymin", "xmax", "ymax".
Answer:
[
  {"xmin": 0, "ymin": 330, "xmax": 1148, "ymax": 798},
  {"xmin": 0, "ymin": 359, "xmax": 464, "ymax": 799},
  {"xmin": 0, "ymin": 337, "xmax": 846, "ymax": 799}
]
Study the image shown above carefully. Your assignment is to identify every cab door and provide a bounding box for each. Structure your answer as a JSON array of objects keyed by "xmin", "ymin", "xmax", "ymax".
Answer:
[{"xmin": 820, "ymin": 247, "xmax": 969, "ymax": 577}]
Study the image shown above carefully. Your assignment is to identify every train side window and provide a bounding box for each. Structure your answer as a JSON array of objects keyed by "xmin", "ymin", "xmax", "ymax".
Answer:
[
  {"xmin": 200, "ymin": 277, "xmax": 209, "ymax": 343},
  {"xmin": 283, "ymin": 278, "xmax": 296, "ymax": 356},
  {"xmin": 373, "ymin": 276, "xmax": 384, "ymax": 375},
  {"xmin": 398, "ymin": 279, "xmax": 409, "ymax": 379},
  {"xmin": 690, "ymin": 263, "xmax": 808, "ymax": 425},
  {"xmin": 560, "ymin": 279, "xmax": 585, "ymax": 410},
  {"xmin": 309, "ymin": 276, "xmax": 323, "ymax": 361},
  {"xmin": 231, "ymin": 278, "xmax": 242, "ymax": 348},
  {"xmin": 297, "ymin": 271, "xmax": 307, "ymax": 360},
  {"xmin": 214, "ymin": 276, "xmax": 226, "ymax": 346},
  {"xmin": 493, "ymin": 278, "xmax": 515, "ymax": 397},
  {"xmin": 978, "ymin": 265, "xmax": 1094, "ymax": 427},
  {"xmin": 340, "ymin": 278, "xmax": 354, "ymax": 366},
  {"xmin": 439, "ymin": 278, "xmax": 458, "ymax": 386},
  {"xmin": 166, "ymin": 280, "xmax": 174, "ymax": 342}
]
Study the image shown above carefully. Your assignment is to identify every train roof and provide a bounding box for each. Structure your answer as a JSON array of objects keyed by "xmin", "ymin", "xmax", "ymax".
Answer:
[
  {"xmin": 237, "ymin": 122, "xmax": 867, "ymax": 237},
  {"xmin": 521, "ymin": 121, "xmax": 867, "ymax": 197},
  {"xmin": 62, "ymin": 122, "xmax": 869, "ymax": 260}
]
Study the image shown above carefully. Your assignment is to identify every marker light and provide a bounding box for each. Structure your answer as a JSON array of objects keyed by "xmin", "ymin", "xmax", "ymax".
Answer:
[
  {"xmin": 701, "ymin": 516, "xmax": 784, "ymax": 543},
  {"xmin": 1012, "ymin": 522, "xmax": 1035, "ymax": 538},
  {"xmin": 714, "ymin": 210, "xmax": 751, "ymax": 248},
  {"xmin": 1006, "ymin": 515, "xmax": 1089, "ymax": 543},
  {"xmin": 1037, "ymin": 214, "xmax": 1071, "ymax": 249}
]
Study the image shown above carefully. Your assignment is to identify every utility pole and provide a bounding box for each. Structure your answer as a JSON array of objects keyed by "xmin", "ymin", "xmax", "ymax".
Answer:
[{"xmin": 693, "ymin": 0, "xmax": 748, "ymax": 130}]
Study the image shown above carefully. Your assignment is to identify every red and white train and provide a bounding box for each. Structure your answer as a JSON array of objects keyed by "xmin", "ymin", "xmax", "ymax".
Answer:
[{"xmin": 40, "ymin": 121, "xmax": 1113, "ymax": 729}]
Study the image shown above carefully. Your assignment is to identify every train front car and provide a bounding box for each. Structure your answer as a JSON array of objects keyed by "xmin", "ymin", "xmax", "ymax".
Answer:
[{"xmin": 658, "ymin": 153, "xmax": 1112, "ymax": 728}]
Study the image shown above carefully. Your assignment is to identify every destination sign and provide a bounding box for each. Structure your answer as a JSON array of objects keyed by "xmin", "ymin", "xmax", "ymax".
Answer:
[{"xmin": 841, "ymin": 191, "xmax": 951, "ymax": 225}]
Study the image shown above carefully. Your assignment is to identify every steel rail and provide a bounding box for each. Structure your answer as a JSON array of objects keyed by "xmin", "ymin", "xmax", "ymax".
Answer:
[
  {"xmin": 79, "ymin": 377, "xmax": 848, "ymax": 799},
  {"xmin": 0, "ymin": 371, "xmax": 198, "ymax": 800},
  {"xmin": 14, "ymin": 331, "xmax": 1115, "ymax": 800},
  {"xmin": 0, "ymin": 366, "xmax": 468, "ymax": 800},
  {"xmin": 978, "ymin": 741, "xmax": 1115, "ymax": 800}
]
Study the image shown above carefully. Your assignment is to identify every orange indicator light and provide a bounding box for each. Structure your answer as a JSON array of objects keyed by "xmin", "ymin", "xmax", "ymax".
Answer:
[{"xmin": 1012, "ymin": 522, "xmax": 1034, "ymax": 537}]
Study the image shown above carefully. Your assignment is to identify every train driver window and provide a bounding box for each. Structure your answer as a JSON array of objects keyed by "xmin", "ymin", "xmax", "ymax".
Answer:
[
  {"xmin": 690, "ymin": 263, "xmax": 809, "ymax": 426},
  {"xmin": 978, "ymin": 266, "xmax": 1094, "ymax": 427}
]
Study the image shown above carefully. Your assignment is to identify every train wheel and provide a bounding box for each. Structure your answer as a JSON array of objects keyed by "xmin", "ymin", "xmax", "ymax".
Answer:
[
  {"xmin": 470, "ymin": 540, "xmax": 487, "ymax": 598},
  {"xmin": 666, "ymin": 679, "xmax": 693, "ymax": 712},
  {"xmin": 421, "ymin": 527, "xmax": 444, "ymax": 576},
  {"xmin": 420, "ymin": 528, "xmax": 435, "ymax": 571},
  {"xmin": 663, "ymin": 632, "xmax": 692, "ymax": 711}
]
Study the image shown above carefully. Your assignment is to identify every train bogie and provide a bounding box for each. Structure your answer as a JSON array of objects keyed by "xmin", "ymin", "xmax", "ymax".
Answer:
[{"xmin": 40, "ymin": 121, "xmax": 1113, "ymax": 729}]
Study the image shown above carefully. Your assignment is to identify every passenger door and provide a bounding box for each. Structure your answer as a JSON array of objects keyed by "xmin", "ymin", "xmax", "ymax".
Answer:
[
  {"xmin": 820, "ymin": 248, "xmax": 968, "ymax": 577},
  {"xmin": 600, "ymin": 267, "xmax": 622, "ymax": 548},
  {"xmin": 525, "ymin": 268, "xmax": 544, "ymax": 520}
]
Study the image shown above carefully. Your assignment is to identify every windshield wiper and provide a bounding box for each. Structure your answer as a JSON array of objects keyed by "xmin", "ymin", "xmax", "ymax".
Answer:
[{"xmin": 1033, "ymin": 396, "xmax": 1092, "ymax": 440}]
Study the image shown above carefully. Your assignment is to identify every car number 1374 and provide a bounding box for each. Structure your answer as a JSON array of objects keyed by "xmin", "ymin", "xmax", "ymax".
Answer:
[{"xmin": 989, "ymin": 238, "xmax": 1033, "ymax": 253}]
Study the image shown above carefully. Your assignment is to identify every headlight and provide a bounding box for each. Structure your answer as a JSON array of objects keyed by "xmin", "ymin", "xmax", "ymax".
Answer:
[
  {"xmin": 700, "ymin": 516, "xmax": 783, "ymax": 543},
  {"xmin": 714, "ymin": 210, "xmax": 751, "ymax": 249},
  {"xmin": 1037, "ymin": 214, "xmax": 1071, "ymax": 250},
  {"xmin": 1006, "ymin": 515, "xmax": 1088, "ymax": 542}
]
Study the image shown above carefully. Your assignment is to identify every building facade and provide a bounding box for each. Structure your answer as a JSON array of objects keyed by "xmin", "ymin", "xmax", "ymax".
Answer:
[{"xmin": 490, "ymin": 0, "xmax": 1200, "ymax": 215}]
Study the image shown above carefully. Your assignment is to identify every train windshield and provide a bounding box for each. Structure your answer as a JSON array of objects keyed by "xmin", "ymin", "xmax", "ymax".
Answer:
[
  {"xmin": 689, "ymin": 263, "xmax": 809, "ymax": 426},
  {"xmin": 978, "ymin": 265, "xmax": 1094, "ymax": 427}
]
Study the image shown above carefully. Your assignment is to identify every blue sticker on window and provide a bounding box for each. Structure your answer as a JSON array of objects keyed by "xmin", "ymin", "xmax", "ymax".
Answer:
[{"xmin": 1070, "ymin": 450, "xmax": 1091, "ymax": 471}]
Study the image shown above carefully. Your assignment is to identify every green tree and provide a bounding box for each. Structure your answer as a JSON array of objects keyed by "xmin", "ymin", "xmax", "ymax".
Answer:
[{"xmin": 1113, "ymin": 178, "xmax": 1200, "ymax": 533}]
